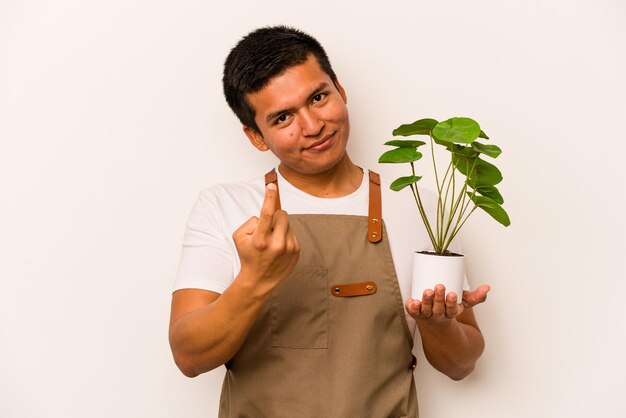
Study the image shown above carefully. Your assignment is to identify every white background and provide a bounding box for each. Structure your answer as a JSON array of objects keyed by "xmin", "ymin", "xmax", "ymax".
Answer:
[{"xmin": 1, "ymin": 0, "xmax": 625, "ymax": 417}]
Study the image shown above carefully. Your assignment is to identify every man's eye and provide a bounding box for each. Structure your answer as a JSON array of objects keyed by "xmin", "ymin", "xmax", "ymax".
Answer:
[
  {"xmin": 275, "ymin": 114, "xmax": 288, "ymax": 124},
  {"xmin": 313, "ymin": 93, "xmax": 326, "ymax": 103}
]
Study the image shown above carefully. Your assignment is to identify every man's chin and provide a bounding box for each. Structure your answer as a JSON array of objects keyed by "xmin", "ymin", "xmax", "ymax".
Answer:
[{"xmin": 280, "ymin": 154, "xmax": 352, "ymax": 177}]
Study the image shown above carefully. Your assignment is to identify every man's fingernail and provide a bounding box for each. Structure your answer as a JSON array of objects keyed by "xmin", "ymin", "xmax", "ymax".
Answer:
[{"xmin": 267, "ymin": 183, "xmax": 276, "ymax": 191}]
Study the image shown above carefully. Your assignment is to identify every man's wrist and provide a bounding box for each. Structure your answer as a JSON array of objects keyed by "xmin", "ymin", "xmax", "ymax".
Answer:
[
  {"xmin": 416, "ymin": 317, "xmax": 460, "ymax": 334},
  {"xmin": 233, "ymin": 268, "xmax": 274, "ymax": 303}
]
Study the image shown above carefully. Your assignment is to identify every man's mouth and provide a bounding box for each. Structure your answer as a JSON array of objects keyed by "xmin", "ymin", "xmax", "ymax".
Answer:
[{"xmin": 305, "ymin": 133, "xmax": 335, "ymax": 151}]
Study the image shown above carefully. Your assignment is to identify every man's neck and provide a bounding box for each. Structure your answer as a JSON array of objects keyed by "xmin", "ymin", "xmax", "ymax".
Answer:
[{"xmin": 278, "ymin": 155, "xmax": 363, "ymax": 198}]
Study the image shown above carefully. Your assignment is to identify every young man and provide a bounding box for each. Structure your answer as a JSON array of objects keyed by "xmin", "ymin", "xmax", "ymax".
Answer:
[{"xmin": 169, "ymin": 26, "xmax": 490, "ymax": 417}]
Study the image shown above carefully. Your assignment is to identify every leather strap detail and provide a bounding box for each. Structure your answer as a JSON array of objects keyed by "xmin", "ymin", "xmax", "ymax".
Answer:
[
  {"xmin": 264, "ymin": 168, "xmax": 282, "ymax": 212},
  {"xmin": 331, "ymin": 281, "xmax": 377, "ymax": 297},
  {"xmin": 368, "ymin": 170, "xmax": 382, "ymax": 243}
]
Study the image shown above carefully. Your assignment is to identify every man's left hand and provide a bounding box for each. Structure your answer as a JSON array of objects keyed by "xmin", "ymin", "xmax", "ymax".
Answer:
[{"xmin": 405, "ymin": 284, "xmax": 491, "ymax": 324}]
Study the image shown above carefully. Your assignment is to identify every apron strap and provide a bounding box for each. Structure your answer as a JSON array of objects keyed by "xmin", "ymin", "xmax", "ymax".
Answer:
[
  {"xmin": 263, "ymin": 168, "xmax": 383, "ymax": 243},
  {"xmin": 264, "ymin": 168, "xmax": 282, "ymax": 212},
  {"xmin": 367, "ymin": 170, "xmax": 383, "ymax": 243}
]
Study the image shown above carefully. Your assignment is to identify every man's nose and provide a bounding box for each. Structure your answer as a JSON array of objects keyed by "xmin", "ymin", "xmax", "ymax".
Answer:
[{"xmin": 300, "ymin": 110, "xmax": 324, "ymax": 136}]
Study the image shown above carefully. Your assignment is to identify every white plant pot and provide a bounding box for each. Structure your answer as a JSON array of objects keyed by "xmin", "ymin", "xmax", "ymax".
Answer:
[{"xmin": 412, "ymin": 251, "xmax": 465, "ymax": 302}]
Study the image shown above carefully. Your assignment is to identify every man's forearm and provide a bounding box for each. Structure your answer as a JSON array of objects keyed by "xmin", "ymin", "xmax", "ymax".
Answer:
[
  {"xmin": 417, "ymin": 312, "xmax": 485, "ymax": 380},
  {"xmin": 169, "ymin": 274, "xmax": 272, "ymax": 377}
]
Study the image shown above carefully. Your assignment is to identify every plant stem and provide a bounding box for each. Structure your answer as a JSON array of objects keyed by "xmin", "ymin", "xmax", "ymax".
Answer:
[
  {"xmin": 448, "ymin": 164, "xmax": 456, "ymax": 229},
  {"xmin": 441, "ymin": 160, "xmax": 454, "ymax": 236},
  {"xmin": 429, "ymin": 135, "xmax": 442, "ymax": 193},
  {"xmin": 442, "ymin": 154, "xmax": 480, "ymax": 253},
  {"xmin": 442, "ymin": 164, "xmax": 463, "ymax": 247},
  {"xmin": 443, "ymin": 179, "xmax": 467, "ymax": 245},
  {"xmin": 429, "ymin": 134, "xmax": 444, "ymax": 250},
  {"xmin": 442, "ymin": 205, "xmax": 477, "ymax": 253},
  {"xmin": 440, "ymin": 161, "xmax": 453, "ymax": 248},
  {"xmin": 410, "ymin": 162, "xmax": 437, "ymax": 250}
]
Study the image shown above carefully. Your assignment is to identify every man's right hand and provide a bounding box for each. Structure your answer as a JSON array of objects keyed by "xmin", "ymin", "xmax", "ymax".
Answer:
[{"xmin": 232, "ymin": 183, "xmax": 300, "ymax": 295}]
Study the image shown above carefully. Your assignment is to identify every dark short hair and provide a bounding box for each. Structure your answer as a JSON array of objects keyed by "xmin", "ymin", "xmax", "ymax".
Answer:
[{"xmin": 222, "ymin": 25, "xmax": 338, "ymax": 135}]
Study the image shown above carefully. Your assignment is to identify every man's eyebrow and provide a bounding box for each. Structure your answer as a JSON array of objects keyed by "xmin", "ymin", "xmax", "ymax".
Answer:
[
  {"xmin": 264, "ymin": 82, "xmax": 330, "ymax": 123},
  {"xmin": 308, "ymin": 82, "xmax": 330, "ymax": 99}
]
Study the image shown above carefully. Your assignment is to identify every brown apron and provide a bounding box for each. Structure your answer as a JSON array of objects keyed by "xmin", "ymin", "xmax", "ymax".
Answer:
[{"xmin": 219, "ymin": 169, "xmax": 418, "ymax": 418}]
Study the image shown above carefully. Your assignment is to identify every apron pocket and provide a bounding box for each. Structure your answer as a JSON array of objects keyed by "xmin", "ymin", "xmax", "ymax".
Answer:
[{"xmin": 270, "ymin": 267, "xmax": 328, "ymax": 349}]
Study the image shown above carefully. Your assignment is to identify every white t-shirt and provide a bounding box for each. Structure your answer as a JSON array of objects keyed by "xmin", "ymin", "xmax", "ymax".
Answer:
[{"xmin": 173, "ymin": 167, "xmax": 459, "ymax": 336}]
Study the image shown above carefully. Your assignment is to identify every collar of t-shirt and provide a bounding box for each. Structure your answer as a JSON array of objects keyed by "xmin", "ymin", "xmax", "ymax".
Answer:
[{"xmin": 274, "ymin": 167, "xmax": 369, "ymax": 216}]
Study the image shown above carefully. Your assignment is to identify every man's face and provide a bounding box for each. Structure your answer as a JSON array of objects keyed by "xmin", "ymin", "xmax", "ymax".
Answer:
[{"xmin": 244, "ymin": 55, "xmax": 350, "ymax": 176}]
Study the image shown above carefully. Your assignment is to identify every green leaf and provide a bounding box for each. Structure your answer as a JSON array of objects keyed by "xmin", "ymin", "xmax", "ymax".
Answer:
[
  {"xmin": 452, "ymin": 155, "xmax": 503, "ymax": 185},
  {"xmin": 448, "ymin": 144, "xmax": 479, "ymax": 158},
  {"xmin": 479, "ymin": 130, "xmax": 489, "ymax": 139},
  {"xmin": 471, "ymin": 142, "xmax": 502, "ymax": 158},
  {"xmin": 392, "ymin": 118, "xmax": 439, "ymax": 137},
  {"xmin": 432, "ymin": 135, "xmax": 448, "ymax": 147},
  {"xmin": 432, "ymin": 117, "xmax": 481, "ymax": 144},
  {"xmin": 467, "ymin": 193, "xmax": 511, "ymax": 226},
  {"xmin": 390, "ymin": 175, "xmax": 422, "ymax": 191},
  {"xmin": 467, "ymin": 183, "xmax": 504, "ymax": 204},
  {"xmin": 384, "ymin": 139, "xmax": 427, "ymax": 148},
  {"xmin": 378, "ymin": 147, "xmax": 423, "ymax": 163}
]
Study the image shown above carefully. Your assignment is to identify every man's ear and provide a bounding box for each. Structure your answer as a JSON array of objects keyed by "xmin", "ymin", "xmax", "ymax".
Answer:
[
  {"xmin": 243, "ymin": 126, "xmax": 269, "ymax": 152},
  {"xmin": 333, "ymin": 79, "xmax": 348, "ymax": 104}
]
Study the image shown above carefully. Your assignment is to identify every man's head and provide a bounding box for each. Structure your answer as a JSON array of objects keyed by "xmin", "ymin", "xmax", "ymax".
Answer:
[{"xmin": 223, "ymin": 26, "xmax": 338, "ymax": 135}]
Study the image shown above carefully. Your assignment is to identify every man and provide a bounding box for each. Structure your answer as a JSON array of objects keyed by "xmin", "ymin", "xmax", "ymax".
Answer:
[{"xmin": 169, "ymin": 26, "xmax": 490, "ymax": 417}]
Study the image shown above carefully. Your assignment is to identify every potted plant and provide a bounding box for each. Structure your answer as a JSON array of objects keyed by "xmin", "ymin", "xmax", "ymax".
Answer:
[{"xmin": 378, "ymin": 117, "xmax": 510, "ymax": 301}]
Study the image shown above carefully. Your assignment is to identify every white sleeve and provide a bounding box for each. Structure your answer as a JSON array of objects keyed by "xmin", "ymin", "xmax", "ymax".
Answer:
[{"xmin": 172, "ymin": 191, "xmax": 234, "ymax": 294}]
